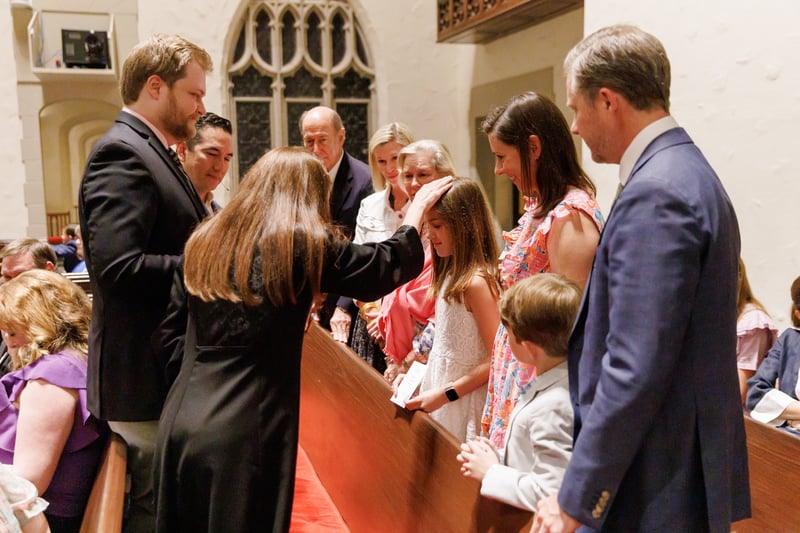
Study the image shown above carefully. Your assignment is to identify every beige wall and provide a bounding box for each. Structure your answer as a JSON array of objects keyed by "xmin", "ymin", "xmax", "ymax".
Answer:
[
  {"xmin": 581, "ymin": 0, "xmax": 800, "ymax": 328},
  {"xmin": 1, "ymin": 5, "xmax": 30, "ymax": 238}
]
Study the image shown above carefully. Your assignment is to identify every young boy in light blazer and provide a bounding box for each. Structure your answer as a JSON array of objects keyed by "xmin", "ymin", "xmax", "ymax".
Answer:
[{"xmin": 457, "ymin": 273, "xmax": 580, "ymax": 512}]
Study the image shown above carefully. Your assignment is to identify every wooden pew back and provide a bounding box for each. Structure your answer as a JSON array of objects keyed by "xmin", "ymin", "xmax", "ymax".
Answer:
[
  {"xmin": 732, "ymin": 417, "xmax": 800, "ymax": 532},
  {"xmin": 301, "ymin": 325, "xmax": 800, "ymax": 532},
  {"xmin": 299, "ymin": 324, "xmax": 532, "ymax": 532},
  {"xmin": 79, "ymin": 432, "xmax": 126, "ymax": 533}
]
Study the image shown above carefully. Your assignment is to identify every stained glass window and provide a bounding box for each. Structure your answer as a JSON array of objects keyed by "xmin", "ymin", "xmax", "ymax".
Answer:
[{"xmin": 228, "ymin": 1, "xmax": 374, "ymax": 183}]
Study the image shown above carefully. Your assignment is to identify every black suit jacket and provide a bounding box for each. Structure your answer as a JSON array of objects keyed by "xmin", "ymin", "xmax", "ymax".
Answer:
[
  {"xmin": 78, "ymin": 110, "xmax": 207, "ymax": 421},
  {"xmin": 321, "ymin": 151, "xmax": 373, "ymax": 327}
]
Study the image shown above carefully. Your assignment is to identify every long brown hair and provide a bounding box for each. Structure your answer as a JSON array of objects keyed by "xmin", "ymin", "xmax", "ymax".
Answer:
[
  {"xmin": 482, "ymin": 92, "xmax": 595, "ymax": 217},
  {"xmin": 428, "ymin": 177, "xmax": 500, "ymax": 304},
  {"xmin": 184, "ymin": 147, "xmax": 333, "ymax": 306},
  {"xmin": 737, "ymin": 257, "xmax": 769, "ymax": 318}
]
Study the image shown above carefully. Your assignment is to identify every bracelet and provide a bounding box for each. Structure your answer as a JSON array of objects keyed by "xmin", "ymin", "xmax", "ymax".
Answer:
[{"xmin": 359, "ymin": 301, "xmax": 380, "ymax": 321}]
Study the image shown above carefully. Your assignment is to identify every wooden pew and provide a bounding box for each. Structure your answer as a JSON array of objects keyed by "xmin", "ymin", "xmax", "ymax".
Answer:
[
  {"xmin": 299, "ymin": 324, "xmax": 533, "ymax": 532},
  {"xmin": 79, "ymin": 432, "xmax": 127, "ymax": 533},
  {"xmin": 732, "ymin": 416, "xmax": 800, "ymax": 532},
  {"xmin": 63, "ymin": 271, "xmax": 92, "ymax": 298},
  {"xmin": 301, "ymin": 325, "xmax": 800, "ymax": 532}
]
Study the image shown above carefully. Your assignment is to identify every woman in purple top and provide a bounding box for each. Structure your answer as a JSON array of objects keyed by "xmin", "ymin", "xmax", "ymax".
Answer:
[{"xmin": 0, "ymin": 270, "xmax": 107, "ymax": 533}]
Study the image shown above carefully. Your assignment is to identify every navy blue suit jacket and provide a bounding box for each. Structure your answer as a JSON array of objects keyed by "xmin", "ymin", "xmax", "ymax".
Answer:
[
  {"xmin": 322, "ymin": 151, "xmax": 372, "ymax": 327},
  {"xmin": 79, "ymin": 111, "xmax": 207, "ymax": 421},
  {"xmin": 560, "ymin": 127, "xmax": 750, "ymax": 531}
]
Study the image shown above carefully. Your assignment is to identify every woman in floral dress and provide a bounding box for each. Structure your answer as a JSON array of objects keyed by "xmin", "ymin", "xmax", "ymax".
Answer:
[{"xmin": 480, "ymin": 92, "xmax": 604, "ymax": 449}]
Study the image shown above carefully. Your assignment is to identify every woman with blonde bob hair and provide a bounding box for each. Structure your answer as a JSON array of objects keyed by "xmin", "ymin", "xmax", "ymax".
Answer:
[
  {"xmin": 0, "ymin": 270, "xmax": 107, "ymax": 533},
  {"xmin": 338, "ymin": 122, "xmax": 416, "ymax": 370},
  {"xmin": 153, "ymin": 146, "xmax": 451, "ymax": 532}
]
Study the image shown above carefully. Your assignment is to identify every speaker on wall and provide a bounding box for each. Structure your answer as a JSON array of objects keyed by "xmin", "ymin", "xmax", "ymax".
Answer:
[{"xmin": 61, "ymin": 29, "xmax": 110, "ymax": 69}]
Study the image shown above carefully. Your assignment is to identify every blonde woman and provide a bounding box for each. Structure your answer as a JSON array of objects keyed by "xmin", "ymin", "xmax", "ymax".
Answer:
[
  {"xmin": 343, "ymin": 122, "xmax": 415, "ymax": 371},
  {"xmin": 0, "ymin": 270, "xmax": 107, "ymax": 533}
]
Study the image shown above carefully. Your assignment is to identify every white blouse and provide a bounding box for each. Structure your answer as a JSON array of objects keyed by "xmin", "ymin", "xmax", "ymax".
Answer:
[{"xmin": 353, "ymin": 188, "xmax": 408, "ymax": 245}]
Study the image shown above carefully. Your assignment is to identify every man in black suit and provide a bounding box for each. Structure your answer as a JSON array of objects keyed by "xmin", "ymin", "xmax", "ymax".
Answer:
[
  {"xmin": 300, "ymin": 106, "xmax": 373, "ymax": 340},
  {"xmin": 78, "ymin": 34, "xmax": 212, "ymax": 532}
]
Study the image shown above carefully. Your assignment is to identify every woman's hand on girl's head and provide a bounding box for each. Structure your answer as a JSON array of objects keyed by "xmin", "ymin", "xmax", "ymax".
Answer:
[{"xmin": 403, "ymin": 176, "xmax": 454, "ymax": 230}]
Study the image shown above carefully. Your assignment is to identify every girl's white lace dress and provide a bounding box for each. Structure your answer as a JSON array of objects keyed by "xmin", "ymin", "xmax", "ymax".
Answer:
[{"xmin": 420, "ymin": 277, "xmax": 489, "ymax": 441}]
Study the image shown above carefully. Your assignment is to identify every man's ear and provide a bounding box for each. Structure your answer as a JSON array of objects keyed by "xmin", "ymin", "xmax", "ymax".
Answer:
[
  {"xmin": 337, "ymin": 128, "xmax": 346, "ymax": 147},
  {"xmin": 176, "ymin": 141, "xmax": 188, "ymax": 162},
  {"xmin": 597, "ymin": 87, "xmax": 619, "ymax": 112},
  {"xmin": 143, "ymin": 74, "xmax": 163, "ymax": 101}
]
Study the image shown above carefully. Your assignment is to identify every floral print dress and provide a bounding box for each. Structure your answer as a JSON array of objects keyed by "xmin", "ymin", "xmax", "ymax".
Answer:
[{"xmin": 481, "ymin": 188, "xmax": 604, "ymax": 449}]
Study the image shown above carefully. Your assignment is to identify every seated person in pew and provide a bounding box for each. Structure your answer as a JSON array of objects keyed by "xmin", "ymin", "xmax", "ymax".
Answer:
[
  {"xmin": 736, "ymin": 258, "xmax": 777, "ymax": 405},
  {"xmin": 69, "ymin": 227, "xmax": 86, "ymax": 274},
  {"xmin": 51, "ymin": 225, "xmax": 80, "ymax": 273},
  {"xmin": 457, "ymin": 273, "xmax": 580, "ymax": 512},
  {"xmin": 0, "ymin": 239, "xmax": 58, "ymax": 377},
  {"xmin": 0, "ymin": 270, "xmax": 108, "ymax": 533},
  {"xmin": 746, "ymin": 274, "xmax": 800, "ymax": 431}
]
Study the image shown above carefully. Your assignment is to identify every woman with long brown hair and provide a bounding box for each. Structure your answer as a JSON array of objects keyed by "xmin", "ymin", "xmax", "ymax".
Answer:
[
  {"xmin": 152, "ymin": 147, "xmax": 451, "ymax": 532},
  {"xmin": 480, "ymin": 92, "xmax": 604, "ymax": 449}
]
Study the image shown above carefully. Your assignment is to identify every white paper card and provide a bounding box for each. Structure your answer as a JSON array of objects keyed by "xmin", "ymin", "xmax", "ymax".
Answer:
[{"xmin": 390, "ymin": 361, "xmax": 427, "ymax": 408}]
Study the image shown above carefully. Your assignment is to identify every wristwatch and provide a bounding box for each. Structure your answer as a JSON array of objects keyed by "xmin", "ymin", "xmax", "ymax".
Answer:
[{"xmin": 444, "ymin": 385, "xmax": 459, "ymax": 402}]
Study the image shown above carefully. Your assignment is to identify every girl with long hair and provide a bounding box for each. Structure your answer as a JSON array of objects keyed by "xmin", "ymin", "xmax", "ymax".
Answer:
[{"xmin": 404, "ymin": 178, "xmax": 500, "ymax": 441}]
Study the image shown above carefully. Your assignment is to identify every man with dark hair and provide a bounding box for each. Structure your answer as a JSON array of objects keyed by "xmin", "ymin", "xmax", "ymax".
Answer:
[
  {"xmin": 176, "ymin": 112, "xmax": 233, "ymax": 213},
  {"xmin": 79, "ymin": 33, "xmax": 212, "ymax": 532},
  {"xmin": 52, "ymin": 223, "xmax": 80, "ymax": 272},
  {"xmin": 533, "ymin": 24, "xmax": 748, "ymax": 533},
  {"xmin": 300, "ymin": 105, "xmax": 373, "ymax": 338},
  {"xmin": 0, "ymin": 238, "xmax": 57, "ymax": 375}
]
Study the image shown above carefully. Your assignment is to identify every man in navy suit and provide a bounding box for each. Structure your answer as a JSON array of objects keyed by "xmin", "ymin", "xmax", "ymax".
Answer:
[
  {"xmin": 534, "ymin": 25, "xmax": 750, "ymax": 532},
  {"xmin": 300, "ymin": 106, "xmax": 373, "ymax": 338},
  {"xmin": 79, "ymin": 34, "xmax": 212, "ymax": 532}
]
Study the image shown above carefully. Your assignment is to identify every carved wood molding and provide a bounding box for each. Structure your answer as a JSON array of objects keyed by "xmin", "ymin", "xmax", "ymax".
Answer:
[{"xmin": 437, "ymin": 0, "xmax": 583, "ymax": 44}]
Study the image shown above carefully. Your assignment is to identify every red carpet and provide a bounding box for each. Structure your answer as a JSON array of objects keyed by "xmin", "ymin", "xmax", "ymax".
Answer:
[{"xmin": 290, "ymin": 446, "xmax": 350, "ymax": 532}]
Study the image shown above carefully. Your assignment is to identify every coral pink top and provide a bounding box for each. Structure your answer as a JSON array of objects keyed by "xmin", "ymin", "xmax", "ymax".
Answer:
[{"xmin": 736, "ymin": 303, "xmax": 777, "ymax": 371}]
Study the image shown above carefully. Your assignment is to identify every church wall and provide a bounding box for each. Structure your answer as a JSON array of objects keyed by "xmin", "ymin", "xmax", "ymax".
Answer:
[{"xmin": 1, "ymin": 6, "xmax": 31, "ymax": 238}]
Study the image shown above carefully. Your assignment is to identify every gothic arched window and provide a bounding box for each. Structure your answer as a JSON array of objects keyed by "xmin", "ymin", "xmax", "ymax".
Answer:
[{"xmin": 229, "ymin": 1, "xmax": 375, "ymax": 178}]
